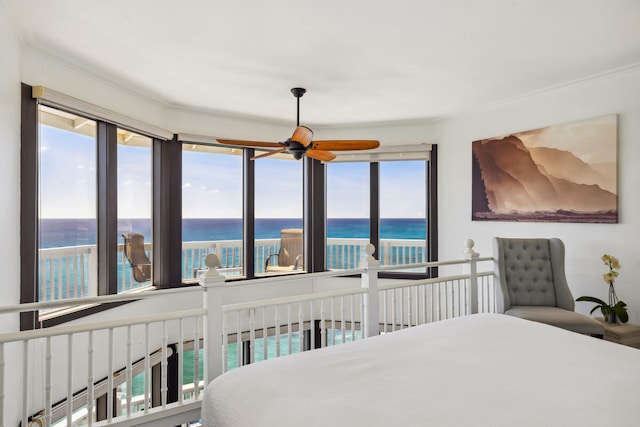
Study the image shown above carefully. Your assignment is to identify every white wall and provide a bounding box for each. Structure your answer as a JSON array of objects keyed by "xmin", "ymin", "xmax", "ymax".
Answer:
[
  {"xmin": 438, "ymin": 67, "xmax": 640, "ymax": 323},
  {"xmin": 0, "ymin": 0, "xmax": 21, "ymax": 309},
  {"xmin": 0, "ymin": 4, "xmax": 24, "ymax": 424}
]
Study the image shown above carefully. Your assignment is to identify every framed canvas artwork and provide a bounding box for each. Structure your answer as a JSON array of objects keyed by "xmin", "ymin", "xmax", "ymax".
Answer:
[{"xmin": 472, "ymin": 114, "xmax": 617, "ymax": 223}]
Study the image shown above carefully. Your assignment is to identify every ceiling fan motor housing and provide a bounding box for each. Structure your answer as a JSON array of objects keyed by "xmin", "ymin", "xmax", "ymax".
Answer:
[
  {"xmin": 291, "ymin": 87, "xmax": 306, "ymax": 98},
  {"xmin": 286, "ymin": 139, "xmax": 307, "ymax": 159}
]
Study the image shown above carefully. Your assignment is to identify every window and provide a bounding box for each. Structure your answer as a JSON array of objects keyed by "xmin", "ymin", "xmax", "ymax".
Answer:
[
  {"xmin": 379, "ymin": 161, "xmax": 427, "ymax": 267},
  {"xmin": 182, "ymin": 145, "xmax": 243, "ymax": 279},
  {"xmin": 326, "ymin": 162, "xmax": 370, "ymax": 269},
  {"xmin": 34, "ymin": 108, "xmax": 159, "ymax": 305},
  {"xmin": 324, "ymin": 145, "xmax": 436, "ymax": 274},
  {"xmin": 254, "ymin": 157, "xmax": 305, "ymax": 275},
  {"xmin": 38, "ymin": 106, "xmax": 98, "ymax": 301},
  {"xmin": 117, "ymin": 130, "xmax": 153, "ymax": 290}
]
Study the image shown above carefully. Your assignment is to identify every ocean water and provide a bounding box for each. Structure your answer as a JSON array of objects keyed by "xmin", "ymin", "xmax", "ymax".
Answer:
[{"xmin": 39, "ymin": 217, "xmax": 426, "ymax": 248}]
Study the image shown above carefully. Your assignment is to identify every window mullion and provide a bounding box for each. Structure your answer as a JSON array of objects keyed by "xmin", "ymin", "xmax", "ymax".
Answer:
[
  {"xmin": 97, "ymin": 122, "xmax": 119, "ymax": 295},
  {"xmin": 243, "ymin": 149, "xmax": 255, "ymax": 279},
  {"xmin": 427, "ymin": 145, "xmax": 438, "ymax": 277},
  {"xmin": 20, "ymin": 83, "xmax": 39, "ymax": 330},
  {"xmin": 304, "ymin": 157, "xmax": 326, "ymax": 273},
  {"xmin": 369, "ymin": 162, "xmax": 380, "ymax": 260},
  {"xmin": 153, "ymin": 136, "xmax": 182, "ymax": 288}
]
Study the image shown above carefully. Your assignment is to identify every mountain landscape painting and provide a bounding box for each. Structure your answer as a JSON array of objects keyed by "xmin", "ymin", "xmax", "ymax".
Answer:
[{"xmin": 472, "ymin": 114, "xmax": 617, "ymax": 223}]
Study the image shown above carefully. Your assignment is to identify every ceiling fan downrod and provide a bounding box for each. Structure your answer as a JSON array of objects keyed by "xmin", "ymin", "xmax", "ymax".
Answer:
[{"xmin": 291, "ymin": 87, "xmax": 306, "ymax": 127}]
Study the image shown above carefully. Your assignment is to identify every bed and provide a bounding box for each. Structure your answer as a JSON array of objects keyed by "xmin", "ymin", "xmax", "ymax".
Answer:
[{"xmin": 202, "ymin": 313, "xmax": 640, "ymax": 426}]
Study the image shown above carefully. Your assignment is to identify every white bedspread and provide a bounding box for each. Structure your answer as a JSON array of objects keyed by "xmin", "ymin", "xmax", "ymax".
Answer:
[{"xmin": 202, "ymin": 313, "xmax": 640, "ymax": 426}]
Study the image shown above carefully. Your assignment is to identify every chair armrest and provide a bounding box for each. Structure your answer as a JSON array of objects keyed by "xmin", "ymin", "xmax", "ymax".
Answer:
[{"xmin": 265, "ymin": 253, "xmax": 279, "ymax": 270}]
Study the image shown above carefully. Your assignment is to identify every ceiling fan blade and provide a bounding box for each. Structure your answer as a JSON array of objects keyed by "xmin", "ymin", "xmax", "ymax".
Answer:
[
  {"xmin": 216, "ymin": 139, "xmax": 283, "ymax": 148},
  {"xmin": 251, "ymin": 147, "xmax": 287, "ymax": 160},
  {"xmin": 311, "ymin": 140, "xmax": 380, "ymax": 151},
  {"xmin": 306, "ymin": 149, "xmax": 337, "ymax": 162},
  {"xmin": 291, "ymin": 126, "xmax": 313, "ymax": 147}
]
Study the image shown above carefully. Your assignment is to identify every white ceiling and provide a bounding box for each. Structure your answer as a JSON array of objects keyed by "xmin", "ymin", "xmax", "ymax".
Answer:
[{"xmin": 4, "ymin": 0, "xmax": 640, "ymax": 126}]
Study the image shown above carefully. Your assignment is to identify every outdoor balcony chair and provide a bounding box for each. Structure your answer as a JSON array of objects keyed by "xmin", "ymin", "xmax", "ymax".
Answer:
[
  {"xmin": 265, "ymin": 228, "xmax": 304, "ymax": 272},
  {"xmin": 122, "ymin": 232, "xmax": 152, "ymax": 283}
]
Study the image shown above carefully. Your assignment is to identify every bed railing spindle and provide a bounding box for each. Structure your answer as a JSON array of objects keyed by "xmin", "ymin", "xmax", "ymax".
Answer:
[
  {"xmin": 222, "ymin": 315, "xmax": 229, "ymax": 373},
  {"xmin": 309, "ymin": 301, "xmax": 315, "ymax": 350},
  {"xmin": 446, "ymin": 281, "xmax": 451, "ymax": 319},
  {"xmin": 320, "ymin": 300, "xmax": 326, "ymax": 348},
  {"xmin": 360, "ymin": 294, "xmax": 365, "ymax": 338},
  {"xmin": 287, "ymin": 303, "xmax": 292, "ymax": 354},
  {"xmin": 162, "ymin": 321, "xmax": 168, "ymax": 408},
  {"xmin": 66, "ymin": 334, "xmax": 73, "ymax": 426},
  {"xmin": 21, "ymin": 341, "xmax": 29, "ymax": 427},
  {"xmin": 383, "ymin": 291, "xmax": 388, "ymax": 333},
  {"xmin": 330, "ymin": 299, "xmax": 336, "ymax": 345},
  {"xmin": 421, "ymin": 284, "xmax": 427, "ymax": 325},
  {"xmin": 350, "ymin": 296, "xmax": 355, "ymax": 342},
  {"xmin": 340, "ymin": 296, "xmax": 345, "ymax": 344},
  {"xmin": 391, "ymin": 289, "xmax": 397, "ymax": 332},
  {"xmin": 178, "ymin": 319, "xmax": 184, "ymax": 404},
  {"xmin": 407, "ymin": 287, "xmax": 413, "ymax": 328},
  {"xmin": 274, "ymin": 307, "xmax": 280, "ymax": 357},
  {"xmin": 144, "ymin": 323, "xmax": 150, "ymax": 413},
  {"xmin": 236, "ymin": 312, "xmax": 242, "ymax": 367},
  {"xmin": 85, "ymin": 331, "xmax": 93, "ymax": 425},
  {"xmin": 410, "ymin": 287, "xmax": 415, "ymax": 327},
  {"xmin": 45, "ymin": 336, "xmax": 53, "ymax": 426},
  {"xmin": 194, "ymin": 316, "xmax": 200, "ymax": 398},
  {"xmin": 107, "ymin": 329, "xmax": 114, "ymax": 422},
  {"xmin": 298, "ymin": 303, "xmax": 304, "ymax": 353},
  {"xmin": 249, "ymin": 308, "xmax": 256, "ymax": 364},
  {"xmin": 262, "ymin": 309, "xmax": 267, "ymax": 362},
  {"xmin": 126, "ymin": 325, "xmax": 132, "ymax": 416}
]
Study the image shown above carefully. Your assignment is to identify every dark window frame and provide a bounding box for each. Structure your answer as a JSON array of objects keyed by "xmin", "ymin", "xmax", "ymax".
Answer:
[
  {"xmin": 20, "ymin": 85, "xmax": 175, "ymax": 328},
  {"xmin": 20, "ymin": 84, "xmax": 438, "ymax": 329},
  {"xmin": 323, "ymin": 153, "xmax": 438, "ymax": 280}
]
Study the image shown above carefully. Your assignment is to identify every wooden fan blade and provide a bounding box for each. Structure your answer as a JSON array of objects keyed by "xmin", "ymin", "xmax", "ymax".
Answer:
[
  {"xmin": 306, "ymin": 149, "xmax": 337, "ymax": 162},
  {"xmin": 251, "ymin": 148, "xmax": 287, "ymax": 160},
  {"xmin": 291, "ymin": 126, "xmax": 313, "ymax": 147},
  {"xmin": 216, "ymin": 139, "xmax": 283, "ymax": 148},
  {"xmin": 311, "ymin": 140, "xmax": 380, "ymax": 151}
]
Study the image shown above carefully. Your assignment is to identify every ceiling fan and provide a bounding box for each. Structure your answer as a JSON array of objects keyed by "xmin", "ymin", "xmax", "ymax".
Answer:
[{"xmin": 215, "ymin": 88, "xmax": 380, "ymax": 162}]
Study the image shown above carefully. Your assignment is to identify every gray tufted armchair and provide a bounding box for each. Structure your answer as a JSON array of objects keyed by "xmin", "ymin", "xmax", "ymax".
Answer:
[{"xmin": 493, "ymin": 237, "xmax": 604, "ymax": 336}]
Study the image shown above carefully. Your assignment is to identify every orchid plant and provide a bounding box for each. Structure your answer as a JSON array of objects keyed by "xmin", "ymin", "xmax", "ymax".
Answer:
[{"xmin": 577, "ymin": 254, "xmax": 629, "ymax": 323}]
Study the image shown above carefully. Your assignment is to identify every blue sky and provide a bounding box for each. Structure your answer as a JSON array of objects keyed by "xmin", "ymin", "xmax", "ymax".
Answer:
[{"xmin": 41, "ymin": 125, "xmax": 426, "ymax": 219}]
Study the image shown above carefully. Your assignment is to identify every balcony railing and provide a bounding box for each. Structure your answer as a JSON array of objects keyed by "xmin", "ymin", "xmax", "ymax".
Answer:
[{"xmin": 37, "ymin": 238, "xmax": 428, "ymax": 302}]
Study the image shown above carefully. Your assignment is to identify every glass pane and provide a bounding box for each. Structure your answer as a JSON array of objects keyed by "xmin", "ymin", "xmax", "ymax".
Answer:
[
  {"xmin": 326, "ymin": 162, "xmax": 370, "ymax": 270},
  {"xmin": 38, "ymin": 106, "xmax": 97, "ymax": 301},
  {"xmin": 118, "ymin": 130, "xmax": 153, "ymax": 291},
  {"xmin": 182, "ymin": 146, "xmax": 243, "ymax": 279},
  {"xmin": 379, "ymin": 161, "xmax": 427, "ymax": 267},
  {"xmin": 255, "ymin": 157, "xmax": 304, "ymax": 275}
]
